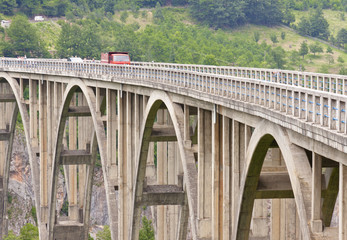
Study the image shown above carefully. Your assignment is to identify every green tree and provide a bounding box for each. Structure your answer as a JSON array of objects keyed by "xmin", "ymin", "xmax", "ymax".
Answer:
[
  {"xmin": 270, "ymin": 46, "xmax": 286, "ymax": 68},
  {"xmin": 338, "ymin": 56, "xmax": 345, "ymax": 63},
  {"xmin": 253, "ymin": 32, "xmax": 260, "ymax": 42},
  {"xmin": 4, "ymin": 231, "xmax": 19, "ymax": 240},
  {"xmin": 5, "ymin": 15, "xmax": 49, "ymax": 57},
  {"xmin": 309, "ymin": 8, "xmax": 329, "ymax": 39},
  {"xmin": 281, "ymin": 32, "xmax": 286, "ymax": 40},
  {"xmin": 203, "ymin": 54, "xmax": 217, "ymax": 65},
  {"xmin": 0, "ymin": 0, "xmax": 17, "ymax": 15},
  {"xmin": 326, "ymin": 46, "xmax": 333, "ymax": 54},
  {"xmin": 309, "ymin": 42, "xmax": 323, "ymax": 55},
  {"xmin": 244, "ymin": 0, "xmax": 284, "ymax": 25},
  {"xmin": 336, "ymin": 28, "xmax": 347, "ymax": 48},
  {"xmin": 270, "ymin": 33, "xmax": 278, "ymax": 43},
  {"xmin": 96, "ymin": 225, "xmax": 111, "ymax": 240},
  {"xmin": 154, "ymin": 2, "xmax": 164, "ymax": 23},
  {"xmin": 139, "ymin": 216, "xmax": 155, "ymax": 240},
  {"xmin": 19, "ymin": 223, "xmax": 39, "ymax": 240},
  {"xmin": 299, "ymin": 41, "xmax": 308, "ymax": 59}
]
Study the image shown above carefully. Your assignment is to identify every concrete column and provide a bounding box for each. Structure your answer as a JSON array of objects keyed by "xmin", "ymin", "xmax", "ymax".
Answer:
[
  {"xmin": 167, "ymin": 115, "xmax": 178, "ymax": 240},
  {"xmin": 118, "ymin": 90, "xmax": 128, "ymax": 240},
  {"xmin": 212, "ymin": 114, "xmax": 222, "ymax": 240},
  {"xmin": 29, "ymin": 79, "xmax": 38, "ymax": 147},
  {"xmin": 184, "ymin": 104, "xmax": 191, "ymax": 147},
  {"xmin": 222, "ymin": 116, "xmax": 231, "ymax": 240},
  {"xmin": 197, "ymin": 108, "xmax": 212, "ymax": 238},
  {"xmin": 156, "ymin": 109, "xmax": 167, "ymax": 240},
  {"xmin": 231, "ymin": 120, "xmax": 240, "ymax": 226},
  {"xmin": 68, "ymin": 95, "xmax": 78, "ymax": 221},
  {"xmin": 339, "ymin": 163, "xmax": 347, "ymax": 240},
  {"xmin": 39, "ymin": 81, "xmax": 49, "ymax": 223},
  {"xmin": 106, "ymin": 89, "xmax": 118, "ymax": 184},
  {"xmin": 311, "ymin": 153, "xmax": 323, "ymax": 232},
  {"xmin": 126, "ymin": 92, "xmax": 134, "ymax": 230}
]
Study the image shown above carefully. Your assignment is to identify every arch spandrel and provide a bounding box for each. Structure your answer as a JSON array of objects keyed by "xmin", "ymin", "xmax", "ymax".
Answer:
[
  {"xmin": 48, "ymin": 79, "xmax": 117, "ymax": 240},
  {"xmin": 129, "ymin": 90, "xmax": 198, "ymax": 240},
  {"xmin": 0, "ymin": 73, "xmax": 42, "ymax": 237},
  {"xmin": 233, "ymin": 120, "xmax": 312, "ymax": 240}
]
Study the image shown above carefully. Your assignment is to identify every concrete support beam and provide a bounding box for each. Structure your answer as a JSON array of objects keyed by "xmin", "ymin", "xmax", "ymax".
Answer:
[
  {"xmin": 60, "ymin": 150, "xmax": 92, "ymax": 165},
  {"xmin": 139, "ymin": 185, "xmax": 185, "ymax": 206},
  {"xmin": 0, "ymin": 129, "xmax": 10, "ymax": 141},
  {"xmin": 67, "ymin": 106, "xmax": 91, "ymax": 117},
  {"xmin": 150, "ymin": 124, "xmax": 193, "ymax": 142},
  {"xmin": 0, "ymin": 94, "xmax": 16, "ymax": 102}
]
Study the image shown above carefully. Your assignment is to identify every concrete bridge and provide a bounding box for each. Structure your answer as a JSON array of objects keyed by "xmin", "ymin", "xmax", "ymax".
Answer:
[{"xmin": 0, "ymin": 58, "xmax": 346, "ymax": 240}]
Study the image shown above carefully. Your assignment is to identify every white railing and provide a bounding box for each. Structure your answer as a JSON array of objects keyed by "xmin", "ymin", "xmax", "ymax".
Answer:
[{"xmin": 1, "ymin": 58, "xmax": 347, "ymax": 136}]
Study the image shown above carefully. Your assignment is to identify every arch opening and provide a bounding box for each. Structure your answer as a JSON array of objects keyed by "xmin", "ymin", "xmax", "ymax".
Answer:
[
  {"xmin": 130, "ymin": 91, "xmax": 198, "ymax": 240},
  {"xmin": 234, "ymin": 121, "xmax": 312, "ymax": 240}
]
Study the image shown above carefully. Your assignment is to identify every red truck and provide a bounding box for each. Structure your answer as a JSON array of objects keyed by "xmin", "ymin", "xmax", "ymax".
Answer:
[{"xmin": 101, "ymin": 52, "xmax": 131, "ymax": 64}]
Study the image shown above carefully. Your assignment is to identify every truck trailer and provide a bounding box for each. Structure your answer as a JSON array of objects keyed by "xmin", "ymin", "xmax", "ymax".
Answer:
[{"xmin": 101, "ymin": 52, "xmax": 131, "ymax": 65}]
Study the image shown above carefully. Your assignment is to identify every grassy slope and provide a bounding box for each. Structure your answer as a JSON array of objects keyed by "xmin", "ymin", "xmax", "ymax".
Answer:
[
  {"xmin": 116, "ymin": 8, "xmax": 347, "ymax": 74},
  {"xmin": 6, "ymin": 8, "xmax": 347, "ymax": 74}
]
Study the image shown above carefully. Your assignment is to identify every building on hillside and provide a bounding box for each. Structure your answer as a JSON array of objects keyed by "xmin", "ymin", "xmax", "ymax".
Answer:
[
  {"xmin": 1, "ymin": 20, "xmax": 11, "ymax": 28},
  {"xmin": 34, "ymin": 16, "xmax": 44, "ymax": 21}
]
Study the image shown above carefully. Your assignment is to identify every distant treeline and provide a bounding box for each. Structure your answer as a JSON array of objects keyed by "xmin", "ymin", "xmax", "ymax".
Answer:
[{"xmin": 0, "ymin": 0, "xmax": 346, "ymax": 22}]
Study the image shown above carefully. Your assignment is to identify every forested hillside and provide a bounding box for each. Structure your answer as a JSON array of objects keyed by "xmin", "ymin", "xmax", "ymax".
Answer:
[{"xmin": 0, "ymin": 0, "xmax": 346, "ymax": 74}]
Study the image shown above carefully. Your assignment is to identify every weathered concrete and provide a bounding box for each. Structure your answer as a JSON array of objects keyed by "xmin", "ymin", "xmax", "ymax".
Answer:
[{"xmin": 0, "ymin": 59, "xmax": 346, "ymax": 240}]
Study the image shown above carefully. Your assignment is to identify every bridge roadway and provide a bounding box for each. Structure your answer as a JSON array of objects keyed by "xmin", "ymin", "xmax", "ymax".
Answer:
[{"xmin": 0, "ymin": 58, "xmax": 346, "ymax": 240}]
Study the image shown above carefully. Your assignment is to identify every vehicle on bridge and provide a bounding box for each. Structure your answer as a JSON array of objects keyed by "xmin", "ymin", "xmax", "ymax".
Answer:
[{"xmin": 101, "ymin": 52, "xmax": 131, "ymax": 65}]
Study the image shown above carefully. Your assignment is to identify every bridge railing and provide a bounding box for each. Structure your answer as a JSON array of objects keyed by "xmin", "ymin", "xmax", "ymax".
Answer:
[
  {"xmin": 133, "ymin": 61, "xmax": 347, "ymax": 96},
  {"xmin": 1, "ymin": 58, "xmax": 346, "ymax": 137}
]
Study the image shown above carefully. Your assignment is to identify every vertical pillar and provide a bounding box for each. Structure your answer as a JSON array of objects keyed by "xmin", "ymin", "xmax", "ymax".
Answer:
[
  {"xmin": 231, "ymin": 120, "xmax": 240, "ymax": 226},
  {"xmin": 156, "ymin": 109, "xmax": 167, "ymax": 240},
  {"xmin": 339, "ymin": 163, "xmax": 347, "ymax": 240},
  {"xmin": 68, "ymin": 94, "xmax": 78, "ymax": 221},
  {"xmin": 118, "ymin": 90, "xmax": 128, "ymax": 240},
  {"xmin": 222, "ymin": 116, "xmax": 231, "ymax": 240},
  {"xmin": 197, "ymin": 108, "xmax": 212, "ymax": 238},
  {"xmin": 126, "ymin": 92, "xmax": 134, "ymax": 231},
  {"xmin": 106, "ymin": 89, "xmax": 118, "ymax": 185},
  {"xmin": 167, "ymin": 116, "xmax": 177, "ymax": 240},
  {"xmin": 311, "ymin": 153, "xmax": 322, "ymax": 232},
  {"xmin": 29, "ymin": 79, "xmax": 38, "ymax": 147},
  {"xmin": 212, "ymin": 114, "xmax": 223, "ymax": 240},
  {"xmin": 39, "ymin": 80, "xmax": 49, "ymax": 223}
]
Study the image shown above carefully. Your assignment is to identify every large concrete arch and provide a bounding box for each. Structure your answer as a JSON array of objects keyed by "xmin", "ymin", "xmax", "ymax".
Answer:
[
  {"xmin": 48, "ymin": 79, "xmax": 117, "ymax": 240},
  {"xmin": 233, "ymin": 120, "xmax": 312, "ymax": 240},
  {"xmin": 0, "ymin": 73, "xmax": 42, "ymax": 237},
  {"xmin": 129, "ymin": 90, "xmax": 198, "ymax": 240}
]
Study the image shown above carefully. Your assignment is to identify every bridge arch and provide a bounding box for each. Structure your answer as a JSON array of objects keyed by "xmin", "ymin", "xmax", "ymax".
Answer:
[
  {"xmin": 233, "ymin": 120, "xmax": 312, "ymax": 240},
  {"xmin": 0, "ymin": 73, "xmax": 42, "ymax": 238},
  {"xmin": 129, "ymin": 90, "xmax": 198, "ymax": 240},
  {"xmin": 48, "ymin": 79, "xmax": 116, "ymax": 240}
]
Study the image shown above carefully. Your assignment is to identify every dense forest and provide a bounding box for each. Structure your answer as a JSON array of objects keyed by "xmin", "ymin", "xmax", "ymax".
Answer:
[{"xmin": 0, "ymin": 0, "xmax": 346, "ymax": 74}]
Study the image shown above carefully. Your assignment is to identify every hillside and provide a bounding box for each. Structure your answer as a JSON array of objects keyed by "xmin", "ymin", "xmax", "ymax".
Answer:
[{"xmin": 1, "ymin": 7, "xmax": 346, "ymax": 75}]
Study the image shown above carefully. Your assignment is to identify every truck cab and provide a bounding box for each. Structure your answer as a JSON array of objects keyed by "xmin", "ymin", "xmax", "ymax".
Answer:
[{"xmin": 101, "ymin": 52, "xmax": 131, "ymax": 65}]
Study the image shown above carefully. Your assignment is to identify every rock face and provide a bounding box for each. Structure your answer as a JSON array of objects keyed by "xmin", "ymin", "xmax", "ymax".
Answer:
[{"xmin": 6, "ymin": 129, "xmax": 109, "ymax": 235}]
